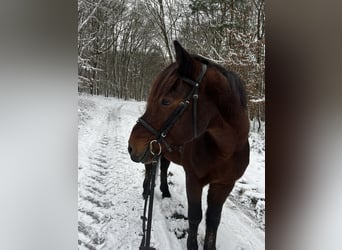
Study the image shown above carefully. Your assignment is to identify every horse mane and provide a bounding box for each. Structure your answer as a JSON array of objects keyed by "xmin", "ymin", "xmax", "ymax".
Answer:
[
  {"xmin": 147, "ymin": 54, "xmax": 248, "ymax": 120},
  {"xmin": 193, "ymin": 55, "xmax": 247, "ymax": 109}
]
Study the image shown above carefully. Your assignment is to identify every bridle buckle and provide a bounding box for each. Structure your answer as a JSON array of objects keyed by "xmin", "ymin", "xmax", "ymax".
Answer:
[{"xmin": 149, "ymin": 140, "xmax": 162, "ymax": 156}]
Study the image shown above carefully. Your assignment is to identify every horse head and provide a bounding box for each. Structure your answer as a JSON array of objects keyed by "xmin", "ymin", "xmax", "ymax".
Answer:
[{"xmin": 128, "ymin": 41, "xmax": 216, "ymax": 163}]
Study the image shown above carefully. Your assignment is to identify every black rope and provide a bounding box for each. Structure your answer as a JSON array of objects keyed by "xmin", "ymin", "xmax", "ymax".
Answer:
[{"xmin": 139, "ymin": 156, "xmax": 160, "ymax": 250}]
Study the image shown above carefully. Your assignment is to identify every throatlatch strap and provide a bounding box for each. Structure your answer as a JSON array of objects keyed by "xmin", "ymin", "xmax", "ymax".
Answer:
[{"xmin": 180, "ymin": 64, "xmax": 207, "ymax": 138}]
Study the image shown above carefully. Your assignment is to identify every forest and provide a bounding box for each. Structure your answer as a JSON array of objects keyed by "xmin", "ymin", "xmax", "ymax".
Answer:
[{"xmin": 78, "ymin": 0, "xmax": 265, "ymax": 124}]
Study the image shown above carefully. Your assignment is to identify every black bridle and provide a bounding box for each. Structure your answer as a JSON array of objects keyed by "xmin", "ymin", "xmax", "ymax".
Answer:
[
  {"xmin": 138, "ymin": 63, "xmax": 207, "ymax": 249},
  {"xmin": 138, "ymin": 63, "xmax": 207, "ymax": 153}
]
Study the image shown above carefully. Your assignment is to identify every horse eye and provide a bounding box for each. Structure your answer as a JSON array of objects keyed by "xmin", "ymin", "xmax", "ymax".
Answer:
[{"xmin": 161, "ymin": 99, "xmax": 171, "ymax": 106}]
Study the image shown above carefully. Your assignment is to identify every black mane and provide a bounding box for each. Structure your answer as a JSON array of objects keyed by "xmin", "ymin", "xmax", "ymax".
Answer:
[{"xmin": 193, "ymin": 55, "xmax": 247, "ymax": 108}]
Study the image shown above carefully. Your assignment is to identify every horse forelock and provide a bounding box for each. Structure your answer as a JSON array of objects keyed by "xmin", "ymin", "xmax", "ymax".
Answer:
[{"xmin": 147, "ymin": 63, "xmax": 178, "ymax": 105}]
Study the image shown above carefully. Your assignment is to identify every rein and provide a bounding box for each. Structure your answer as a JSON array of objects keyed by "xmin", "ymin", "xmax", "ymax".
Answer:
[
  {"xmin": 138, "ymin": 63, "xmax": 207, "ymax": 153},
  {"xmin": 139, "ymin": 142, "xmax": 161, "ymax": 250}
]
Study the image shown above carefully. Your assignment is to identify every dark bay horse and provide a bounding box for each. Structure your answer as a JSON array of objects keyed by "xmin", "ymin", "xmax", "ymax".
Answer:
[{"xmin": 128, "ymin": 41, "xmax": 250, "ymax": 250}]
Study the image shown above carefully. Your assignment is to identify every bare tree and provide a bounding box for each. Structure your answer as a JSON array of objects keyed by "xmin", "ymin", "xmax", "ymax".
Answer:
[{"xmin": 78, "ymin": 0, "xmax": 265, "ymax": 119}]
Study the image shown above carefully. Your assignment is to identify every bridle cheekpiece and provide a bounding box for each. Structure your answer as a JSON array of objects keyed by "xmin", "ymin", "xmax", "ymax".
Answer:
[{"xmin": 138, "ymin": 63, "xmax": 207, "ymax": 153}]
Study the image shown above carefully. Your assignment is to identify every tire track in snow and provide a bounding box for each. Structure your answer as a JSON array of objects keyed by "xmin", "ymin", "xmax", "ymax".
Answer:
[
  {"xmin": 79, "ymin": 99, "xmax": 146, "ymax": 250},
  {"xmin": 78, "ymin": 134, "xmax": 114, "ymax": 250},
  {"xmin": 78, "ymin": 103, "xmax": 125, "ymax": 250},
  {"xmin": 101, "ymin": 103, "xmax": 146, "ymax": 250}
]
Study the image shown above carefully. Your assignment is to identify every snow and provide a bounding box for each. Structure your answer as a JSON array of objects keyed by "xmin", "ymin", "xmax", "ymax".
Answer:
[{"xmin": 78, "ymin": 94, "xmax": 265, "ymax": 250}]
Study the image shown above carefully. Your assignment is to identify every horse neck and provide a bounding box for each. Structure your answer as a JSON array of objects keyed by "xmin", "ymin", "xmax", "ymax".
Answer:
[{"xmin": 205, "ymin": 109, "xmax": 249, "ymax": 155}]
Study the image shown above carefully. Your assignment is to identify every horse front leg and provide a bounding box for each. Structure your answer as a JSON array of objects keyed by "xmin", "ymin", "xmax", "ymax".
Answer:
[
  {"xmin": 160, "ymin": 156, "xmax": 171, "ymax": 198},
  {"xmin": 186, "ymin": 176, "xmax": 203, "ymax": 250},
  {"xmin": 204, "ymin": 183, "xmax": 234, "ymax": 250},
  {"xmin": 143, "ymin": 156, "xmax": 171, "ymax": 199},
  {"xmin": 142, "ymin": 163, "xmax": 152, "ymax": 199}
]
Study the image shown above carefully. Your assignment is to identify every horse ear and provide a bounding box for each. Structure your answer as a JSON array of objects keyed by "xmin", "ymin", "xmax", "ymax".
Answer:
[{"xmin": 173, "ymin": 40, "xmax": 194, "ymax": 77}]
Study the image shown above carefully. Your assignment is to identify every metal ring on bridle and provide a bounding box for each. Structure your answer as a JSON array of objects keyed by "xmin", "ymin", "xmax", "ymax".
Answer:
[{"xmin": 149, "ymin": 140, "xmax": 162, "ymax": 156}]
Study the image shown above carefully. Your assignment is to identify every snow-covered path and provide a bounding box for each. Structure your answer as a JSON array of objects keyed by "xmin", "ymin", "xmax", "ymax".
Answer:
[{"xmin": 78, "ymin": 94, "xmax": 265, "ymax": 250}]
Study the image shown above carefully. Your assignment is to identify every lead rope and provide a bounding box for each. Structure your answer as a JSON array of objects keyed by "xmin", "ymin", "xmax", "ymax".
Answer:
[{"xmin": 139, "ymin": 142, "xmax": 161, "ymax": 250}]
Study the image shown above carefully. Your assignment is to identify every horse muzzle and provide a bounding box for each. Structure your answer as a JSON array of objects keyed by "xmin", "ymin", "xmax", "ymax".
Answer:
[
  {"xmin": 128, "ymin": 145, "xmax": 148, "ymax": 163},
  {"xmin": 128, "ymin": 140, "xmax": 162, "ymax": 164}
]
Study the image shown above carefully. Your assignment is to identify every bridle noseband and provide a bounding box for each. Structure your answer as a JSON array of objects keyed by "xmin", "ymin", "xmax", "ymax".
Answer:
[{"xmin": 138, "ymin": 63, "xmax": 207, "ymax": 153}]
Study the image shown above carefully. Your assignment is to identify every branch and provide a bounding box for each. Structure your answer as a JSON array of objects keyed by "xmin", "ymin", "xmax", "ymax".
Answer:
[{"xmin": 78, "ymin": 0, "xmax": 103, "ymax": 33}]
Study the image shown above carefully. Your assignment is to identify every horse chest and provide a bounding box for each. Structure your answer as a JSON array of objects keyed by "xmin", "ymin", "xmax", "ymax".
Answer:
[{"xmin": 176, "ymin": 139, "xmax": 236, "ymax": 183}]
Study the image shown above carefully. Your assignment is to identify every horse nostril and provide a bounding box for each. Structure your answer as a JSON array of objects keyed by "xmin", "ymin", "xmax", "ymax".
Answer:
[{"xmin": 128, "ymin": 145, "xmax": 133, "ymax": 154}]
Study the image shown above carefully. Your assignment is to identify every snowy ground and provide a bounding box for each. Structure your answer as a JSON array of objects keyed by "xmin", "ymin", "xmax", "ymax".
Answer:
[{"xmin": 78, "ymin": 94, "xmax": 265, "ymax": 250}]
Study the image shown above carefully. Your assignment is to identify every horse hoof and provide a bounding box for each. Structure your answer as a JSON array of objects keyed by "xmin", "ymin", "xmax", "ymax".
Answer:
[
  {"xmin": 187, "ymin": 237, "xmax": 198, "ymax": 250},
  {"xmin": 204, "ymin": 246, "xmax": 216, "ymax": 250},
  {"xmin": 204, "ymin": 231, "xmax": 216, "ymax": 250}
]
